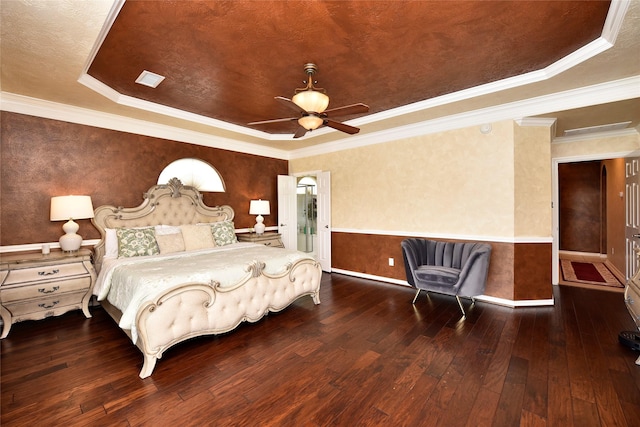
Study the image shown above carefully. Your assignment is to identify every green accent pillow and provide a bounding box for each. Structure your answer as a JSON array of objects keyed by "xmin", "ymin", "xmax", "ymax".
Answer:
[
  {"xmin": 116, "ymin": 227, "xmax": 159, "ymax": 258},
  {"xmin": 211, "ymin": 220, "xmax": 238, "ymax": 246}
]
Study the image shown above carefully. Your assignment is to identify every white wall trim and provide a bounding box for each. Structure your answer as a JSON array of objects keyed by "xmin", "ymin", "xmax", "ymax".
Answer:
[
  {"xmin": 290, "ymin": 75, "xmax": 640, "ymax": 159},
  {"xmin": 552, "ymin": 128, "xmax": 639, "ymax": 144},
  {"xmin": 2, "ymin": 74, "xmax": 638, "ymax": 162},
  {"xmin": 552, "ymin": 149, "xmax": 640, "ymax": 164},
  {"xmin": 0, "ymin": 92, "xmax": 290, "ymax": 160},
  {"xmin": 0, "ymin": 239, "xmax": 102, "ymax": 254},
  {"xmin": 331, "ymin": 268, "xmax": 555, "ymax": 307},
  {"xmin": 474, "ymin": 295, "xmax": 555, "ymax": 308},
  {"xmin": 331, "ymin": 228, "xmax": 552, "ymax": 244},
  {"xmin": 331, "ymin": 268, "xmax": 410, "ymax": 287},
  {"xmin": 515, "ymin": 117, "xmax": 557, "ymax": 128}
]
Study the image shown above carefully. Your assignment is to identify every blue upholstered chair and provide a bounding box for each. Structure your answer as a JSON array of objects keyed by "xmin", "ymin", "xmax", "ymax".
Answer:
[{"xmin": 401, "ymin": 238, "xmax": 492, "ymax": 316}]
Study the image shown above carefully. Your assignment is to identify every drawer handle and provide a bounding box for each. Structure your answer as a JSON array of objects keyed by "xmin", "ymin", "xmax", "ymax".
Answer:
[
  {"xmin": 38, "ymin": 269, "xmax": 60, "ymax": 276},
  {"xmin": 38, "ymin": 301, "xmax": 59, "ymax": 309},
  {"xmin": 265, "ymin": 242, "xmax": 272, "ymax": 246},
  {"xmin": 626, "ymin": 297, "xmax": 635, "ymax": 305},
  {"xmin": 38, "ymin": 286, "xmax": 60, "ymax": 294}
]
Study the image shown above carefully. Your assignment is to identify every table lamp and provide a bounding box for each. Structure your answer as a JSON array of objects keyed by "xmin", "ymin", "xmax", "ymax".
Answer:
[
  {"xmin": 249, "ymin": 199, "xmax": 270, "ymax": 235},
  {"xmin": 50, "ymin": 195, "xmax": 94, "ymax": 252}
]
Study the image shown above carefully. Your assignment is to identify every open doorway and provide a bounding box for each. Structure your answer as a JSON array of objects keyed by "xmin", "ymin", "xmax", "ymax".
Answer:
[
  {"xmin": 278, "ymin": 171, "xmax": 332, "ymax": 272},
  {"xmin": 556, "ymin": 158, "xmax": 627, "ymax": 291},
  {"xmin": 297, "ymin": 176, "xmax": 317, "ymax": 256}
]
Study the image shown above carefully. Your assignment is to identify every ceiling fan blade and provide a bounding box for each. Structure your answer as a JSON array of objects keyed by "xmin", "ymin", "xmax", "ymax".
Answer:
[
  {"xmin": 324, "ymin": 103, "xmax": 369, "ymax": 116},
  {"xmin": 324, "ymin": 119, "xmax": 360, "ymax": 135},
  {"xmin": 248, "ymin": 117, "xmax": 297, "ymax": 125},
  {"xmin": 275, "ymin": 96, "xmax": 307, "ymax": 114},
  {"xmin": 293, "ymin": 126, "xmax": 308, "ymax": 138}
]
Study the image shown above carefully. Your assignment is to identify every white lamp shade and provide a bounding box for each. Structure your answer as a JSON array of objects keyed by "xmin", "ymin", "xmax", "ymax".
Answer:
[
  {"xmin": 292, "ymin": 90, "xmax": 329, "ymax": 113},
  {"xmin": 50, "ymin": 195, "xmax": 94, "ymax": 252},
  {"xmin": 50, "ymin": 195, "xmax": 94, "ymax": 221},
  {"xmin": 249, "ymin": 199, "xmax": 270, "ymax": 215}
]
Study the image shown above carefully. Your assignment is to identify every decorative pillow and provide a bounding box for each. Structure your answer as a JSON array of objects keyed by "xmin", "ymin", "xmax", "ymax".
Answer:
[
  {"xmin": 155, "ymin": 225, "xmax": 182, "ymax": 236},
  {"xmin": 155, "ymin": 232, "xmax": 186, "ymax": 254},
  {"xmin": 105, "ymin": 228, "xmax": 118, "ymax": 258},
  {"xmin": 116, "ymin": 227, "xmax": 159, "ymax": 258},
  {"xmin": 180, "ymin": 224, "xmax": 216, "ymax": 251},
  {"xmin": 210, "ymin": 220, "xmax": 238, "ymax": 246}
]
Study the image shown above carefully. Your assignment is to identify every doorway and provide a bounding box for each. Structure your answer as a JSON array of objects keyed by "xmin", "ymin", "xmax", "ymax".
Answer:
[
  {"xmin": 278, "ymin": 171, "xmax": 332, "ymax": 272},
  {"xmin": 553, "ymin": 155, "xmax": 636, "ymax": 286},
  {"xmin": 297, "ymin": 176, "xmax": 317, "ymax": 256}
]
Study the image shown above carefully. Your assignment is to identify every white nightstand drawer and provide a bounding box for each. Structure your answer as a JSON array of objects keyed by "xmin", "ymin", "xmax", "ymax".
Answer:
[
  {"xmin": 4, "ymin": 291, "xmax": 86, "ymax": 318},
  {"xmin": 2, "ymin": 262, "xmax": 89, "ymax": 286},
  {"xmin": 237, "ymin": 232, "xmax": 284, "ymax": 248},
  {"xmin": 258, "ymin": 236, "xmax": 284, "ymax": 248},
  {"xmin": 1, "ymin": 277, "xmax": 92, "ymax": 303},
  {"xmin": 0, "ymin": 249, "xmax": 96, "ymax": 338}
]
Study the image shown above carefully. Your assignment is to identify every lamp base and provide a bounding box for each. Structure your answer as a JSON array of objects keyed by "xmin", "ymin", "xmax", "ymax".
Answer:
[
  {"xmin": 254, "ymin": 214, "xmax": 265, "ymax": 235},
  {"xmin": 59, "ymin": 233, "xmax": 82, "ymax": 252},
  {"xmin": 59, "ymin": 219, "xmax": 82, "ymax": 252}
]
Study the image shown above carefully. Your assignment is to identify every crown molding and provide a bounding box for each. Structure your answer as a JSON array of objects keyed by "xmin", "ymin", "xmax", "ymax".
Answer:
[
  {"xmin": 552, "ymin": 127, "xmax": 639, "ymax": 144},
  {"xmin": 0, "ymin": 91, "xmax": 290, "ymax": 160},
  {"xmin": 3, "ymin": 75, "xmax": 638, "ymax": 162},
  {"xmin": 290, "ymin": 75, "xmax": 640, "ymax": 159},
  {"xmin": 515, "ymin": 118, "xmax": 557, "ymax": 128}
]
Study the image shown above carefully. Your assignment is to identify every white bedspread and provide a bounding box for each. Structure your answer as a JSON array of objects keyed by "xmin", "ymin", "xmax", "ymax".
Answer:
[{"xmin": 95, "ymin": 242, "xmax": 313, "ymax": 342}]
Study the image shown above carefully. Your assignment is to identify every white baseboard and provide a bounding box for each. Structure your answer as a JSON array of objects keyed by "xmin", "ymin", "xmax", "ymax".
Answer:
[{"xmin": 330, "ymin": 268, "xmax": 555, "ymax": 307}]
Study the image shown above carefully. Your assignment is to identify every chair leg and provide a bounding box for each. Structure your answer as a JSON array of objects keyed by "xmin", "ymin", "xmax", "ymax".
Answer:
[
  {"xmin": 455, "ymin": 296, "xmax": 466, "ymax": 318},
  {"xmin": 412, "ymin": 289, "xmax": 421, "ymax": 304}
]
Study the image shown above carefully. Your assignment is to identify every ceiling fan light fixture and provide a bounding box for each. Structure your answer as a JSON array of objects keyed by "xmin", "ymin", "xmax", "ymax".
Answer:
[
  {"xmin": 292, "ymin": 90, "xmax": 329, "ymax": 113},
  {"xmin": 298, "ymin": 114, "xmax": 324, "ymax": 131}
]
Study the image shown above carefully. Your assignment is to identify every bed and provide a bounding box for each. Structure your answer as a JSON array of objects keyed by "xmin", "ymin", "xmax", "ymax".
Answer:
[{"xmin": 91, "ymin": 178, "xmax": 322, "ymax": 378}]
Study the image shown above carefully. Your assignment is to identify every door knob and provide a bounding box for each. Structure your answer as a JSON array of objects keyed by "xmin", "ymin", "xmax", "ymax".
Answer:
[
  {"xmin": 634, "ymin": 234, "xmax": 640, "ymax": 238},
  {"xmin": 325, "ymin": 225, "xmax": 329, "ymax": 228},
  {"xmin": 280, "ymin": 224, "xmax": 286, "ymax": 227}
]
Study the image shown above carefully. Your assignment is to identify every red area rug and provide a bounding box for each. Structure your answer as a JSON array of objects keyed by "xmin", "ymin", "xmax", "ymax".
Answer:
[{"xmin": 560, "ymin": 260, "xmax": 624, "ymax": 288}]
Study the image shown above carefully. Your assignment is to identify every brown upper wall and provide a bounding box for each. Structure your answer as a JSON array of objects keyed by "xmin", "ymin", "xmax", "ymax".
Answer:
[{"xmin": 0, "ymin": 112, "xmax": 287, "ymax": 246}]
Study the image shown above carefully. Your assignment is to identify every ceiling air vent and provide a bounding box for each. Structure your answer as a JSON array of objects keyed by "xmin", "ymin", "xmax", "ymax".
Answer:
[
  {"xmin": 563, "ymin": 121, "xmax": 631, "ymax": 137},
  {"xmin": 135, "ymin": 70, "xmax": 165, "ymax": 88}
]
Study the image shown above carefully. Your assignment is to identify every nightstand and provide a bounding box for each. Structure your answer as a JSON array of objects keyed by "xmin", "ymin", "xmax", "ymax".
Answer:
[
  {"xmin": 237, "ymin": 232, "xmax": 284, "ymax": 248},
  {"xmin": 0, "ymin": 248, "xmax": 96, "ymax": 338}
]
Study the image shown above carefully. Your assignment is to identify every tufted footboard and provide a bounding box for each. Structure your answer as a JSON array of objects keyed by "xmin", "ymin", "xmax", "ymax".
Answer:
[{"xmin": 132, "ymin": 257, "xmax": 322, "ymax": 378}]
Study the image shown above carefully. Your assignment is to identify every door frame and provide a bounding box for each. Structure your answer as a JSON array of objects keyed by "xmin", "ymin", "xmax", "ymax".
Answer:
[
  {"xmin": 290, "ymin": 170, "xmax": 332, "ymax": 272},
  {"xmin": 552, "ymin": 149, "xmax": 640, "ymax": 284}
]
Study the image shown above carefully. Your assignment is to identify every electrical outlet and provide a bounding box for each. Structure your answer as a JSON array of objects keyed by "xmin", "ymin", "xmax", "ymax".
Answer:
[{"xmin": 388, "ymin": 257, "xmax": 394, "ymax": 267}]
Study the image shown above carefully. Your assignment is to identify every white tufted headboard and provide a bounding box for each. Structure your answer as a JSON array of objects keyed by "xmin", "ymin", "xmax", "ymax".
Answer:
[{"xmin": 91, "ymin": 178, "xmax": 234, "ymax": 273}]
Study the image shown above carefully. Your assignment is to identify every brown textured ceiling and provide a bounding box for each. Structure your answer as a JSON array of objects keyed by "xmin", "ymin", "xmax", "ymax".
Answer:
[{"xmin": 88, "ymin": 1, "xmax": 611, "ymax": 135}]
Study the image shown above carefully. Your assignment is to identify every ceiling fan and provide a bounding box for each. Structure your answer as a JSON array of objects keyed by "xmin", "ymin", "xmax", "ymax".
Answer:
[{"xmin": 248, "ymin": 63, "xmax": 369, "ymax": 138}]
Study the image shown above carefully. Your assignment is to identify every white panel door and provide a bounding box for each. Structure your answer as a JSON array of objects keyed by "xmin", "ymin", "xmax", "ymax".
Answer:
[
  {"xmin": 277, "ymin": 175, "xmax": 297, "ymax": 250},
  {"xmin": 626, "ymin": 157, "xmax": 640, "ymax": 280},
  {"xmin": 316, "ymin": 171, "xmax": 332, "ymax": 272}
]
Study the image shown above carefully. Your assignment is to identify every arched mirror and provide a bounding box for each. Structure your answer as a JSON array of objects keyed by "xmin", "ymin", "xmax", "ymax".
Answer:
[{"xmin": 158, "ymin": 158, "xmax": 225, "ymax": 192}]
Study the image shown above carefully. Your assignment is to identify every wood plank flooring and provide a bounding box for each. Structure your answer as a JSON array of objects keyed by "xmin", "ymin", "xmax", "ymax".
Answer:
[{"xmin": 2, "ymin": 273, "xmax": 640, "ymax": 426}]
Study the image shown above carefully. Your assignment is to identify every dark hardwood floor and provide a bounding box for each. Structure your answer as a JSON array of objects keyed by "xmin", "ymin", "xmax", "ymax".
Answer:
[{"xmin": 2, "ymin": 273, "xmax": 640, "ymax": 426}]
